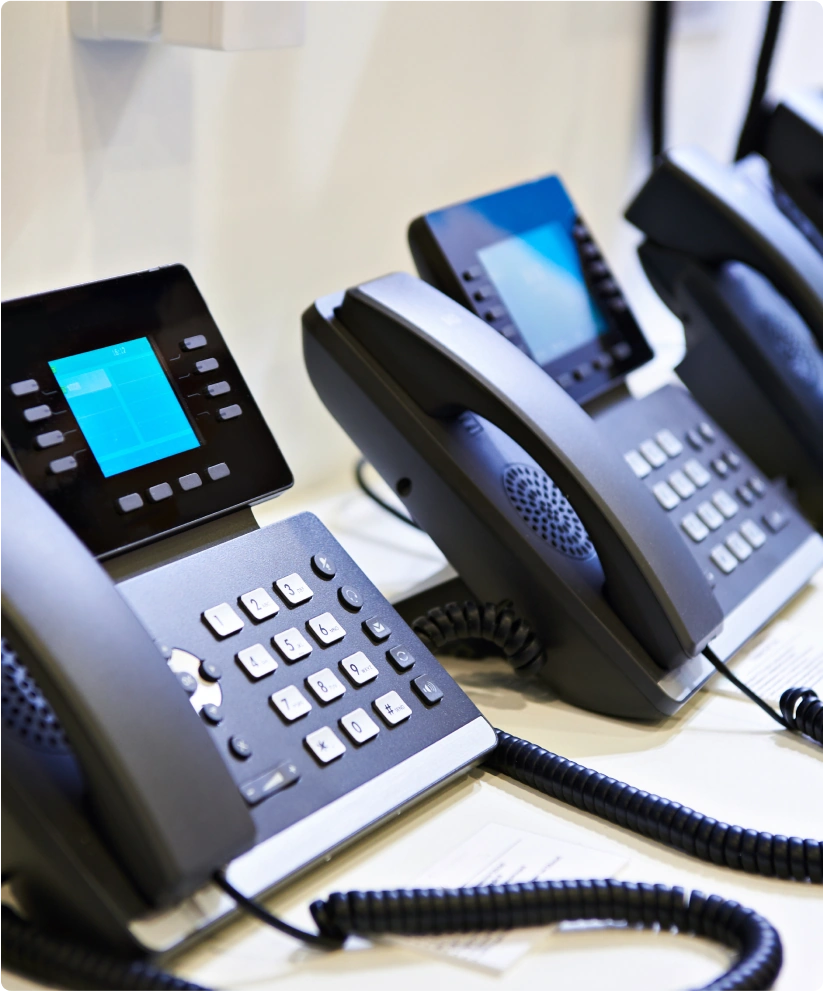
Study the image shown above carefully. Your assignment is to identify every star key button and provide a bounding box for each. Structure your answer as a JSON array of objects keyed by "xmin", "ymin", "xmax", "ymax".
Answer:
[
  {"xmin": 363, "ymin": 616, "xmax": 391, "ymax": 643},
  {"xmin": 305, "ymin": 726, "xmax": 346, "ymax": 764}
]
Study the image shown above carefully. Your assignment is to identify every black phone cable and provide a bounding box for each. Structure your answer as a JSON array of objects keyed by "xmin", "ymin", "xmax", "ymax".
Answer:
[
  {"xmin": 354, "ymin": 458, "xmax": 420, "ymax": 530},
  {"xmin": 735, "ymin": 0, "xmax": 785, "ymax": 161}
]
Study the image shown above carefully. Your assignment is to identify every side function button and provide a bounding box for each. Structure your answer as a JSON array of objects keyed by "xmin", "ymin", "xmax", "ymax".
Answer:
[
  {"xmin": 736, "ymin": 484, "xmax": 755, "ymax": 506},
  {"xmin": 217, "ymin": 404, "xmax": 242, "ymax": 421},
  {"xmin": 117, "ymin": 493, "xmax": 144, "ymax": 513},
  {"xmin": 412, "ymin": 676, "xmax": 443, "ymax": 706},
  {"xmin": 763, "ymin": 510, "xmax": 789, "ymax": 533},
  {"xmin": 272, "ymin": 627, "xmax": 312, "ymax": 662},
  {"xmin": 652, "ymin": 481, "xmax": 680, "ymax": 511},
  {"xmin": 176, "ymin": 671, "xmax": 197, "ymax": 695},
  {"xmin": 194, "ymin": 357, "xmax": 219, "ymax": 374},
  {"xmin": 306, "ymin": 667, "xmax": 346, "ymax": 704},
  {"xmin": 740, "ymin": 519, "xmax": 767, "ymax": 549},
  {"xmin": 339, "ymin": 707, "xmax": 380, "ymax": 745},
  {"xmin": 710, "ymin": 544, "xmax": 738, "ymax": 575},
  {"xmin": 639, "ymin": 439, "xmax": 667, "ymax": 468},
  {"xmin": 229, "ymin": 736, "xmax": 253, "ymax": 760},
  {"xmin": 275, "ymin": 573, "xmax": 313, "ymax": 606},
  {"xmin": 749, "ymin": 477, "xmax": 767, "ymax": 498},
  {"xmin": 724, "ymin": 451, "xmax": 742, "ymax": 470},
  {"xmin": 698, "ymin": 422, "xmax": 716, "ymax": 442},
  {"xmin": 207, "ymin": 380, "xmax": 231, "ymax": 397},
  {"xmin": 148, "ymin": 482, "xmax": 173, "ymax": 502},
  {"xmin": 387, "ymin": 646, "xmax": 415, "ymax": 671},
  {"xmin": 655, "ymin": 429, "xmax": 683, "ymax": 458},
  {"xmin": 49, "ymin": 455, "xmax": 77, "ymax": 475},
  {"xmin": 611, "ymin": 341, "xmax": 632, "ymax": 361},
  {"xmin": 373, "ymin": 690, "xmax": 412, "ymax": 726},
  {"xmin": 11, "ymin": 379, "xmax": 39, "ymax": 397},
  {"xmin": 179, "ymin": 472, "xmax": 202, "ymax": 491},
  {"xmin": 307, "ymin": 612, "xmax": 345, "ymax": 646},
  {"xmin": 35, "ymin": 430, "xmax": 64, "ymax": 449},
  {"xmin": 363, "ymin": 616, "xmax": 391, "ymax": 642},
  {"xmin": 339, "ymin": 651, "xmax": 378, "ymax": 686},
  {"xmin": 207, "ymin": 462, "xmax": 230, "ymax": 481},
  {"xmin": 199, "ymin": 660, "xmax": 222, "ymax": 682},
  {"xmin": 270, "ymin": 685, "xmax": 311, "ymax": 721},
  {"xmin": 624, "ymin": 450, "xmax": 651, "ymax": 479},
  {"xmin": 338, "ymin": 586, "xmax": 363, "ymax": 611},
  {"xmin": 305, "ymin": 726, "xmax": 346, "ymax": 764},
  {"xmin": 311, "ymin": 553, "xmax": 336, "ymax": 579},
  {"xmin": 202, "ymin": 703, "xmax": 223, "ymax": 724},
  {"xmin": 240, "ymin": 762, "xmax": 299, "ymax": 805},
  {"xmin": 240, "ymin": 587, "xmax": 279, "ymax": 622},
  {"xmin": 203, "ymin": 602, "xmax": 244, "ymax": 638},
  {"xmin": 683, "ymin": 459, "xmax": 711, "ymax": 488},
  {"xmin": 711, "ymin": 457, "xmax": 729, "ymax": 478},
  {"xmin": 681, "ymin": 513, "xmax": 709, "ymax": 543},
  {"xmin": 462, "ymin": 266, "xmax": 482, "ymax": 281},
  {"xmin": 182, "ymin": 334, "xmax": 207, "ymax": 351},
  {"xmin": 24, "ymin": 404, "xmax": 52, "ymax": 423},
  {"xmin": 686, "ymin": 429, "xmax": 703, "ymax": 450},
  {"xmin": 236, "ymin": 643, "xmax": 278, "ymax": 680}
]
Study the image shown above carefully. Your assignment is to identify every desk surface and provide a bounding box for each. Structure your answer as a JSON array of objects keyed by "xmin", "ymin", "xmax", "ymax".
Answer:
[{"xmin": 5, "ymin": 486, "xmax": 822, "ymax": 991}]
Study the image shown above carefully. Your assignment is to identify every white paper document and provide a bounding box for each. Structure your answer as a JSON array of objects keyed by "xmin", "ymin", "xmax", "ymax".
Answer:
[
  {"xmin": 390, "ymin": 822, "xmax": 627, "ymax": 973},
  {"xmin": 711, "ymin": 619, "xmax": 823, "ymax": 704}
]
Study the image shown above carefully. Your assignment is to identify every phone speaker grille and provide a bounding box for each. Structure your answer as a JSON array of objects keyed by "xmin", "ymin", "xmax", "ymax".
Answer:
[
  {"xmin": 503, "ymin": 464, "xmax": 595, "ymax": 560},
  {"xmin": 1, "ymin": 639, "xmax": 71, "ymax": 754}
]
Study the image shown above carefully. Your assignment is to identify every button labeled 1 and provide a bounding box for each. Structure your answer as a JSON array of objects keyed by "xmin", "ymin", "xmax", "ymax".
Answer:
[
  {"xmin": 275, "ymin": 573, "xmax": 313, "ymax": 606},
  {"xmin": 203, "ymin": 602, "xmax": 244, "ymax": 638},
  {"xmin": 308, "ymin": 612, "xmax": 345, "ymax": 645},
  {"xmin": 340, "ymin": 707, "xmax": 380, "ymax": 745}
]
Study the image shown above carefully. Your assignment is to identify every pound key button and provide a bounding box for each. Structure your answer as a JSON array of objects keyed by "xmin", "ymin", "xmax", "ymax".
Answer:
[
  {"xmin": 240, "ymin": 762, "xmax": 300, "ymax": 806},
  {"xmin": 412, "ymin": 676, "xmax": 444, "ymax": 706}
]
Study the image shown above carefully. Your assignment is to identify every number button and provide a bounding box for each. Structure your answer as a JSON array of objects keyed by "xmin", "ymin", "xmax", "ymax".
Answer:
[
  {"xmin": 373, "ymin": 690, "xmax": 412, "ymax": 726},
  {"xmin": 236, "ymin": 643, "xmax": 278, "ymax": 680},
  {"xmin": 239, "ymin": 587, "xmax": 280, "ymax": 622},
  {"xmin": 203, "ymin": 603, "xmax": 244, "ymax": 638},
  {"xmin": 307, "ymin": 612, "xmax": 345, "ymax": 646},
  {"xmin": 272, "ymin": 627, "xmax": 312, "ymax": 662},
  {"xmin": 340, "ymin": 707, "xmax": 380, "ymax": 745},
  {"xmin": 339, "ymin": 651, "xmax": 379, "ymax": 686},
  {"xmin": 270, "ymin": 685, "xmax": 312, "ymax": 722},
  {"xmin": 275, "ymin": 573, "xmax": 313, "ymax": 606},
  {"xmin": 305, "ymin": 726, "xmax": 346, "ymax": 764},
  {"xmin": 306, "ymin": 667, "xmax": 346, "ymax": 704}
]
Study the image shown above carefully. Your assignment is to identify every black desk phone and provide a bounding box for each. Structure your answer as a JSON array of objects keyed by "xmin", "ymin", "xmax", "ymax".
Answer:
[
  {"xmin": 1, "ymin": 266, "xmax": 496, "ymax": 954},
  {"xmin": 303, "ymin": 175, "xmax": 823, "ymax": 720},
  {"xmin": 626, "ymin": 123, "xmax": 823, "ymax": 528}
]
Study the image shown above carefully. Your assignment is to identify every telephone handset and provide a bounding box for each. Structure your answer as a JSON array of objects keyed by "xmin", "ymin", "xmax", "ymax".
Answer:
[
  {"xmin": 336, "ymin": 277, "xmax": 722, "ymax": 667},
  {"xmin": 628, "ymin": 146, "xmax": 823, "ymax": 526}
]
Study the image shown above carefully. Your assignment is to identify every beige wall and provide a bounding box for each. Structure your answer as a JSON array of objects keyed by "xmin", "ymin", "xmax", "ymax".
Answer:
[{"xmin": 3, "ymin": 1, "xmax": 822, "ymax": 495}]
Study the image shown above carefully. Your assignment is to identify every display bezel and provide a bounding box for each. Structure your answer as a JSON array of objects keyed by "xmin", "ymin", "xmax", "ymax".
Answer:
[
  {"xmin": 2, "ymin": 265, "xmax": 293, "ymax": 558},
  {"xmin": 410, "ymin": 175, "xmax": 653, "ymax": 407}
]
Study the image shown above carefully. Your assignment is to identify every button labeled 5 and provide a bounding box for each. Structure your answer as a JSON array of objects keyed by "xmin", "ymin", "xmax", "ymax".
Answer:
[{"xmin": 272, "ymin": 627, "xmax": 312, "ymax": 662}]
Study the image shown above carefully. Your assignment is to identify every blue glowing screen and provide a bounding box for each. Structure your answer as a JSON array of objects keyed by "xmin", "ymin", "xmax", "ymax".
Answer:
[
  {"xmin": 477, "ymin": 220, "xmax": 607, "ymax": 366},
  {"xmin": 49, "ymin": 337, "xmax": 199, "ymax": 477}
]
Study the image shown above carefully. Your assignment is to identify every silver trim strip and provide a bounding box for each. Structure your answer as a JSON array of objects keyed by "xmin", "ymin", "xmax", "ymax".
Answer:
[
  {"xmin": 709, "ymin": 532, "xmax": 823, "ymax": 661},
  {"xmin": 129, "ymin": 715, "xmax": 496, "ymax": 952}
]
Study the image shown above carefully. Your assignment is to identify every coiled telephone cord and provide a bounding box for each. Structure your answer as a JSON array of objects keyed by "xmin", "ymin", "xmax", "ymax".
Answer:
[{"xmin": 1, "ymin": 881, "xmax": 785, "ymax": 991}]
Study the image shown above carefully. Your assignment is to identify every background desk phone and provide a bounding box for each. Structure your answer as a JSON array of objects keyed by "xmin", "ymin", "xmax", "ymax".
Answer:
[
  {"xmin": 627, "ymin": 93, "xmax": 823, "ymax": 528},
  {"xmin": 303, "ymin": 174, "xmax": 823, "ymax": 720},
  {"xmin": 1, "ymin": 267, "xmax": 495, "ymax": 953}
]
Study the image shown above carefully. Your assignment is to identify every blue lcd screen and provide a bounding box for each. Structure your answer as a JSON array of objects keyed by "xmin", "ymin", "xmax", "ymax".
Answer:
[
  {"xmin": 477, "ymin": 220, "xmax": 607, "ymax": 366},
  {"xmin": 49, "ymin": 337, "xmax": 199, "ymax": 477}
]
